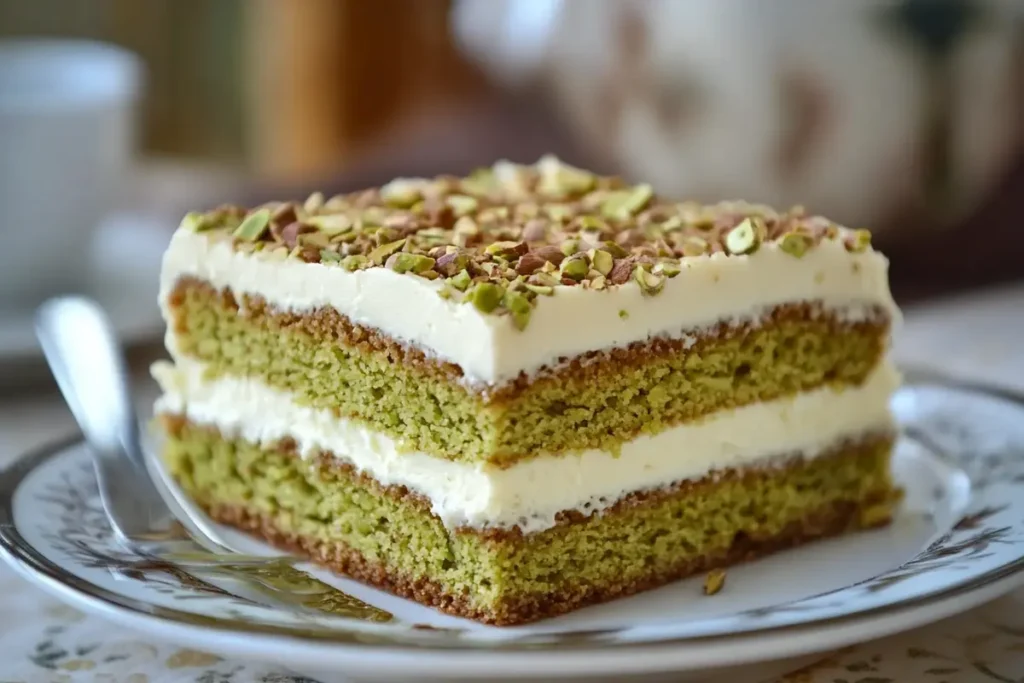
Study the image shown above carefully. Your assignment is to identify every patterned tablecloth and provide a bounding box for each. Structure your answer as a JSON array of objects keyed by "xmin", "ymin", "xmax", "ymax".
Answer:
[{"xmin": 1, "ymin": 283, "xmax": 1022, "ymax": 683}]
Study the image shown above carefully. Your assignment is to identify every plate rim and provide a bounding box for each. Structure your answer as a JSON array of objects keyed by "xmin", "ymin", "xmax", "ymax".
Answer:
[{"xmin": 3, "ymin": 377, "xmax": 1024, "ymax": 667}]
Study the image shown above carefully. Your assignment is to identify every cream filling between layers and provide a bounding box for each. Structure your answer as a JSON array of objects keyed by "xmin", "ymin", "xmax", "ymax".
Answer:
[
  {"xmin": 159, "ymin": 229, "xmax": 899, "ymax": 387},
  {"xmin": 153, "ymin": 359, "xmax": 901, "ymax": 534}
]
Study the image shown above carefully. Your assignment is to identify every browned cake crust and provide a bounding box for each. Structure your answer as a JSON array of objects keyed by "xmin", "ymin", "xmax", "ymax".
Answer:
[{"xmin": 207, "ymin": 498, "xmax": 887, "ymax": 625}]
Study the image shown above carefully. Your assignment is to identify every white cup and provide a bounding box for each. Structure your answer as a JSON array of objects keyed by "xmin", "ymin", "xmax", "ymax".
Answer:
[{"xmin": 0, "ymin": 39, "xmax": 141, "ymax": 310}]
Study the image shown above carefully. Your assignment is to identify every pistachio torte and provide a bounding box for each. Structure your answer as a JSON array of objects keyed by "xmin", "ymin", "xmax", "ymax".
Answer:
[{"xmin": 153, "ymin": 156, "xmax": 902, "ymax": 625}]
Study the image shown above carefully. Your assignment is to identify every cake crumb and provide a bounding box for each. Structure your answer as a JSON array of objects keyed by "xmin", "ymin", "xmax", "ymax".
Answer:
[{"xmin": 703, "ymin": 568, "xmax": 727, "ymax": 595}]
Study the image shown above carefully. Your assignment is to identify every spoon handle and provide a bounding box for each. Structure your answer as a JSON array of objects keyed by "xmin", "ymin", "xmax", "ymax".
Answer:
[{"xmin": 35, "ymin": 296, "xmax": 172, "ymax": 539}]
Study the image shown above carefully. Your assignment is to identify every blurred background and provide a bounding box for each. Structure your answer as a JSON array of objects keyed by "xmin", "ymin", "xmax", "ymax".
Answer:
[{"xmin": 0, "ymin": 0, "xmax": 1022, "ymax": 390}]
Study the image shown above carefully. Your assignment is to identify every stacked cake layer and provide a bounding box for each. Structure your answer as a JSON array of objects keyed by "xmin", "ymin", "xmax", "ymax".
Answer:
[{"xmin": 154, "ymin": 157, "xmax": 901, "ymax": 624}]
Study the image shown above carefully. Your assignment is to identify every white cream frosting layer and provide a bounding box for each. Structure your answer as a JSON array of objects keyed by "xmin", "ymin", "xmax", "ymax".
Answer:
[
  {"xmin": 159, "ymin": 229, "xmax": 898, "ymax": 387},
  {"xmin": 153, "ymin": 359, "xmax": 900, "ymax": 534}
]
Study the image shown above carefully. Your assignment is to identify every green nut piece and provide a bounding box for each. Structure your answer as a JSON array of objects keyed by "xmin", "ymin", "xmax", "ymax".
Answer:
[
  {"xmin": 319, "ymin": 249, "xmax": 341, "ymax": 263},
  {"xmin": 233, "ymin": 209, "xmax": 271, "ymax": 242},
  {"xmin": 454, "ymin": 216, "xmax": 479, "ymax": 235},
  {"xmin": 435, "ymin": 251, "xmax": 470, "ymax": 276},
  {"xmin": 560, "ymin": 255, "xmax": 590, "ymax": 280},
  {"xmin": 654, "ymin": 260, "xmax": 681, "ymax": 277},
  {"xmin": 602, "ymin": 241, "xmax": 629, "ymax": 258},
  {"xmin": 368, "ymin": 238, "xmax": 407, "ymax": 265},
  {"xmin": 298, "ymin": 231, "xmax": 330, "ymax": 249},
  {"xmin": 307, "ymin": 213, "xmax": 352, "ymax": 236},
  {"xmin": 448, "ymin": 269, "xmax": 472, "ymax": 291},
  {"xmin": 446, "ymin": 194, "xmax": 479, "ymax": 217},
  {"xmin": 618, "ymin": 309, "xmax": 629, "ymax": 320},
  {"xmin": 725, "ymin": 218, "xmax": 761, "ymax": 255},
  {"xmin": 591, "ymin": 249, "xmax": 614, "ymax": 276},
  {"xmin": 461, "ymin": 167, "xmax": 497, "ymax": 196},
  {"xmin": 703, "ymin": 568, "xmax": 727, "ymax": 596},
  {"xmin": 633, "ymin": 266, "xmax": 665, "ymax": 295},
  {"xmin": 538, "ymin": 159, "xmax": 596, "ymax": 198},
  {"xmin": 659, "ymin": 216, "xmax": 684, "ymax": 231},
  {"xmin": 341, "ymin": 255, "xmax": 369, "ymax": 271},
  {"xmin": 600, "ymin": 183, "xmax": 654, "ymax": 220},
  {"xmin": 388, "ymin": 252, "xmax": 436, "ymax": 274},
  {"xmin": 182, "ymin": 211, "xmax": 209, "ymax": 233},
  {"xmin": 544, "ymin": 204, "xmax": 574, "ymax": 223},
  {"xmin": 846, "ymin": 229, "xmax": 872, "ymax": 253},
  {"xmin": 524, "ymin": 283, "xmax": 555, "ymax": 296},
  {"xmin": 503, "ymin": 290, "xmax": 533, "ymax": 330},
  {"xmin": 467, "ymin": 282, "xmax": 504, "ymax": 313},
  {"xmin": 380, "ymin": 179, "xmax": 422, "ymax": 208},
  {"xmin": 531, "ymin": 271, "xmax": 562, "ymax": 287},
  {"xmin": 779, "ymin": 231, "xmax": 813, "ymax": 258},
  {"xmin": 560, "ymin": 239, "xmax": 580, "ymax": 257},
  {"xmin": 680, "ymin": 236, "xmax": 709, "ymax": 257},
  {"xmin": 303, "ymin": 191, "xmax": 325, "ymax": 214},
  {"xmin": 485, "ymin": 241, "xmax": 528, "ymax": 259},
  {"xmin": 453, "ymin": 216, "xmax": 479, "ymax": 247},
  {"xmin": 575, "ymin": 215, "xmax": 607, "ymax": 232}
]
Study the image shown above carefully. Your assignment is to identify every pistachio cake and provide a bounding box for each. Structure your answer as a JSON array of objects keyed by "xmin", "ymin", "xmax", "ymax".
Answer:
[{"xmin": 153, "ymin": 156, "xmax": 902, "ymax": 625}]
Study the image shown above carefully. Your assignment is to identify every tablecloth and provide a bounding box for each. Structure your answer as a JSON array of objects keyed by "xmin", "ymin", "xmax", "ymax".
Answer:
[{"xmin": 1, "ymin": 283, "xmax": 1022, "ymax": 683}]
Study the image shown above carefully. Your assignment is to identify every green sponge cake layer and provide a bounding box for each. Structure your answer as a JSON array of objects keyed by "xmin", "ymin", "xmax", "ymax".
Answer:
[
  {"xmin": 161, "ymin": 416, "xmax": 898, "ymax": 625},
  {"xmin": 167, "ymin": 278, "xmax": 888, "ymax": 466}
]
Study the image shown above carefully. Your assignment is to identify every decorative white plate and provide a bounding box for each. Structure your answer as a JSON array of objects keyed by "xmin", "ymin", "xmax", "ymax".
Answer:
[{"xmin": 2, "ymin": 381, "xmax": 1024, "ymax": 681}]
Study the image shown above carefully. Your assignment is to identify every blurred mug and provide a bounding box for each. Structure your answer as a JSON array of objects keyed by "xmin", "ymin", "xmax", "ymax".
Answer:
[{"xmin": 0, "ymin": 39, "xmax": 140, "ymax": 310}]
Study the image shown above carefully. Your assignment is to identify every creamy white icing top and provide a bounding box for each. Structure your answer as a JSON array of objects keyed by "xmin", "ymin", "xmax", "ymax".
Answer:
[
  {"xmin": 159, "ymin": 229, "xmax": 898, "ymax": 387},
  {"xmin": 154, "ymin": 359, "xmax": 900, "ymax": 533}
]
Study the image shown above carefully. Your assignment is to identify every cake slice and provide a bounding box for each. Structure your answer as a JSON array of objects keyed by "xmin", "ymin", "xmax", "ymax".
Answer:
[{"xmin": 153, "ymin": 156, "xmax": 901, "ymax": 625}]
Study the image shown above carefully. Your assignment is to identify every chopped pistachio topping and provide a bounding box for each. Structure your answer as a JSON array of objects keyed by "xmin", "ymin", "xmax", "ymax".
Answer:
[
  {"xmin": 503, "ymin": 290, "xmax": 532, "ymax": 330},
  {"xmin": 537, "ymin": 155, "xmax": 596, "ymax": 198},
  {"xmin": 184, "ymin": 156, "xmax": 874, "ymax": 329},
  {"xmin": 319, "ymin": 249, "xmax": 341, "ymax": 263},
  {"xmin": 680, "ymin": 236, "xmax": 709, "ymax": 257},
  {"xmin": 524, "ymin": 283, "xmax": 554, "ymax": 296},
  {"xmin": 233, "ymin": 209, "xmax": 271, "ymax": 242},
  {"xmin": 779, "ymin": 231, "xmax": 813, "ymax": 258},
  {"xmin": 182, "ymin": 211, "xmax": 205, "ymax": 232},
  {"xmin": 704, "ymin": 568, "xmax": 727, "ymax": 596},
  {"xmin": 618, "ymin": 309, "xmax": 629, "ymax": 320},
  {"xmin": 847, "ymin": 229, "xmax": 872, "ymax": 253},
  {"xmin": 654, "ymin": 260, "xmax": 681, "ymax": 277},
  {"xmin": 449, "ymin": 269, "xmax": 472, "ymax": 291},
  {"xmin": 591, "ymin": 249, "xmax": 614, "ymax": 276},
  {"xmin": 560, "ymin": 255, "xmax": 589, "ymax": 280},
  {"xmin": 446, "ymin": 194, "xmax": 479, "ymax": 217},
  {"xmin": 380, "ymin": 178, "xmax": 422, "ymax": 208},
  {"xmin": 303, "ymin": 191, "xmax": 325, "ymax": 214},
  {"xmin": 387, "ymin": 252, "xmax": 435, "ymax": 274},
  {"xmin": 368, "ymin": 238, "xmax": 407, "ymax": 265},
  {"xmin": 603, "ymin": 241, "xmax": 628, "ymax": 258},
  {"xmin": 485, "ymin": 241, "xmax": 527, "ymax": 259},
  {"xmin": 466, "ymin": 282, "xmax": 503, "ymax": 313},
  {"xmin": 307, "ymin": 213, "xmax": 352, "ymax": 236},
  {"xmin": 725, "ymin": 218, "xmax": 761, "ymax": 255},
  {"xmin": 633, "ymin": 266, "xmax": 665, "ymax": 295},
  {"xmin": 601, "ymin": 183, "xmax": 653, "ymax": 220},
  {"xmin": 341, "ymin": 255, "xmax": 368, "ymax": 271}
]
